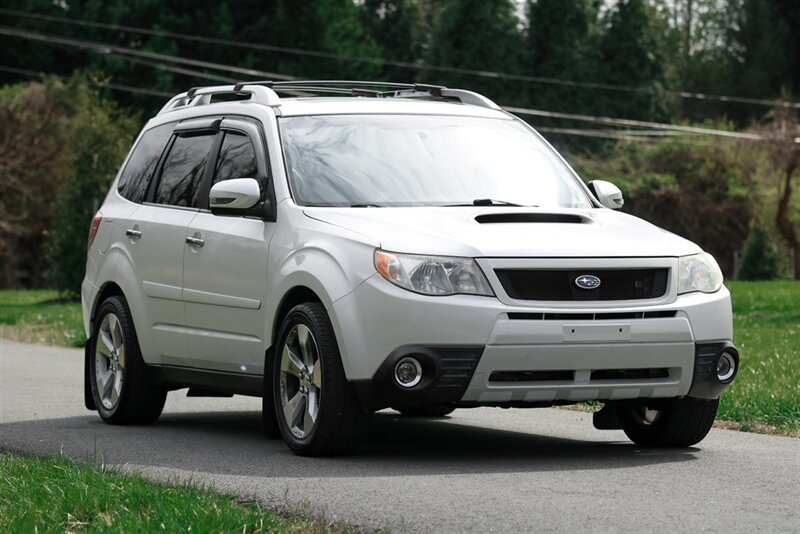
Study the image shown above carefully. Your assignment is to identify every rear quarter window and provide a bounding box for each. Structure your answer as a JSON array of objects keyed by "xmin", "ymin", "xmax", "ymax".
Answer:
[{"xmin": 117, "ymin": 123, "xmax": 174, "ymax": 203}]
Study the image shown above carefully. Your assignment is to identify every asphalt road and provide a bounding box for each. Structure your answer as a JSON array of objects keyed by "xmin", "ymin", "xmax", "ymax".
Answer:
[{"xmin": 1, "ymin": 339, "xmax": 798, "ymax": 533}]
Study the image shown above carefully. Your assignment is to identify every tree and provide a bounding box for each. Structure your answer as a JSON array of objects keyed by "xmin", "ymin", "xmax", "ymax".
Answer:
[
  {"xmin": 46, "ymin": 77, "xmax": 137, "ymax": 295},
  {"xmin": 361, "ymin": 0, "xmax": 423, "ymax": 81},
  {"xmin": 423, "ymin": 0, "xmax": 524, "ymax": 103},
  {"xmin": 524, "ymin": 0, "xmax": 601, "ymax": 113},
  {"xmin": 753, "ymin": 107, "xmax": 800, "ymax": 279},
  {"xmin": 598, "ymin": 0, "xmax": 675, "ymax": 121},
  {"xmin": 0, "ymin": 80, "xmax": 73, "ymax": 288},
  {"xmin": 0, "ymin": 75, "xmax": 135, "ymax": 291},
  {"xmin": 738, "ymin": 224, "xmax": 780, "ymax": 280}
]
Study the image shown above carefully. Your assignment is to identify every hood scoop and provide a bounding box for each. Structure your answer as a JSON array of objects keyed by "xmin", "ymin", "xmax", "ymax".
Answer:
[{"xmin": 475, "ymin": 213, "xmax": 588, "ymax": 224}]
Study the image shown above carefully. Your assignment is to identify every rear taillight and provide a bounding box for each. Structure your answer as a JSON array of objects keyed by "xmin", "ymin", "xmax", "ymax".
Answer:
[{"xmin": 88, "ymin": 214, "xmax": 102, "ymax": 249}]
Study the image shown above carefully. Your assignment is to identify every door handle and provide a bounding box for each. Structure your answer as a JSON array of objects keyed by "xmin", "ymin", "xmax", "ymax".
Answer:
[
  {"xmin": 125, "ymin": 229, "xmax": 142, "ymax": 239},
  {"xmin": 185, "ymin": 236, "xmax": 205, "ymax": 247}
]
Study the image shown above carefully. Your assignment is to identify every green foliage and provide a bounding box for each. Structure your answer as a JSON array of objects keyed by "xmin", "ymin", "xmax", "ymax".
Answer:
[
  {"xmin": 572, "ymin": 133, "xmax": 771, "ymax": 276},
  {"xmin": 738, "ymin": 225, "xmax": 781, "ymax": 281},
  {"xmin": 0, "ymin": 453, "xmax": 316, "ymax": 532},
  {"xmin": 525, "ymin": 0, "xmax": 601, "ymax": 113},
  {"xmin": 598, "ymin": 0, "xmax": 675, "ymax": 121},
  {"xmin": 722, "ymin": 281, "xmax": 800, "ymax": 434},
  {"xmin": 43, "ymin": 76, "xmax": 138, "ymax": 297},
  {"xmin": 361, "ymin": 0, "xmax": 422, "ymax": 80},
  {"xmin": 424, "ymin": 0, "xmax": 524, "ymax": 101}
]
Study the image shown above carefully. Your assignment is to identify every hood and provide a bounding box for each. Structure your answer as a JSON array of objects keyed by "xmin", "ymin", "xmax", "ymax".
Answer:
[{"xmin": 302, "ymin": 207, "xmax": 701, "ymax": 258}]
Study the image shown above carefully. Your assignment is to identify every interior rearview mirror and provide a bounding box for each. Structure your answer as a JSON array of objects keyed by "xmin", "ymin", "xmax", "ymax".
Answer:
[
  {"xmin": 587, "ymin": 180, "xmax": 624, "ymax": 210},
  {"xmin": 209, "ymin": 178, "xmax": 261, "ymax": 212}
]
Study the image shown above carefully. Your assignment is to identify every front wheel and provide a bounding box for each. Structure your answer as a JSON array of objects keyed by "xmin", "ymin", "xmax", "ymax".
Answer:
[
  {"xmin": 618, "ymin": 397, "xmax": 719, "ymax": 447},
  {"xmin": 273, "ymin": 302, "xmax": 369, "ymax": 456}
]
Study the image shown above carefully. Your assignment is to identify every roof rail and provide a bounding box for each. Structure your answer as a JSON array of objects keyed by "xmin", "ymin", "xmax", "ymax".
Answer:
[
  {"xmin": 235, "ymin": 80, "xmax": 501, "ymax": 109},
  {"xmin": 157, "ymin": 84, "xmax": 281, "ymax": 115},
  {"xmin": 157, "ymin": 80, "xmax": 501, "ymax": 115}
]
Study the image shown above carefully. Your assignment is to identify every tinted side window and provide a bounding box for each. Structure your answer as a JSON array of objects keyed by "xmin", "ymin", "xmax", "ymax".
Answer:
[
  {"xmin": 117, "ymin": 123, "xmax": 173, "ymax": 203},
  {"xmin": 213, "ymin": 132, "xmax": 258, "ymax": 186},
  {"xmin": 155, "ymin": 133, "xmax": 216, "ymax": 207}
]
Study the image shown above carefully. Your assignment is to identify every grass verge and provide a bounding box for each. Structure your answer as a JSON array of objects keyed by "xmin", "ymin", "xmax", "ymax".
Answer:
[
  {"xmin": 0, "ymin": 452, "xmax": 328, "ymax": 533},
  {"xmin": 721, "ymin": 281, "xmax": 800, "ymax": 436},
  {"xmin": 0, "ymin": 289, "xmax": 85, "ymax": 347}
]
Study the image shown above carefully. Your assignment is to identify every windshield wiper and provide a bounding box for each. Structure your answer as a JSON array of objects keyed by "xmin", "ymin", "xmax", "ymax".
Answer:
[
  {"xmin": 473, "ymin": 198, "xmax": 524, "ymax": 207},
  {"xmin": 349, "ymin": 203, "xmax": 384, "ymax": 208},
  {"xmin": 442, "ymin": 199, "xmax": 532, "ymax": 207}
]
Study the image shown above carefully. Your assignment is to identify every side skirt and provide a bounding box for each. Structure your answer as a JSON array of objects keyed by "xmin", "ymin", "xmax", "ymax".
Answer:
[{"xmin": 147, "ymin": 364, "xmax": 263, "ymax": 397}]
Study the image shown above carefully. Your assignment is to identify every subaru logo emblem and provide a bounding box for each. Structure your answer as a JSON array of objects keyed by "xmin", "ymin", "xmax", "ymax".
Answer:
[{"xmin": 575, "ymin": 275, "xmax": 601, "ymax": 290}]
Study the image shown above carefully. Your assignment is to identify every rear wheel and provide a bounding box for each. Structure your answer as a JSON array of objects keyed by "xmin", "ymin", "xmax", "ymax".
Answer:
[
  {"xmin": 396, "ymin": 405, "xmax": 455, "ymax": 417},
  {"xmin": 618, "ymin": 397, "xmax": 718, "ymax": 447},
  {"xmin": 89, "ymin": 296, "xmax": 166, "ymax": 424},
  {"xmin": 273, "ymin": 302, "xmax": 369, "ymax": 456}
]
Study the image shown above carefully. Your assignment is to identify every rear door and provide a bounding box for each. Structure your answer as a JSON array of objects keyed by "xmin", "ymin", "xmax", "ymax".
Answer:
[
  {"xmin": 126, "ymin": 118, "xmax": 220, "ymax": 366},
  {"xmin": 182, "ymin": 118, "xmax": 274, "ymax": 374}
]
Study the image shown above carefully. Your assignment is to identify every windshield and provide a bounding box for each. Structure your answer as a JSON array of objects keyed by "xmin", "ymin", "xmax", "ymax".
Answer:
[{"xmin": 280, "ymin": 114, "xmax": 592, "ymax": 208}]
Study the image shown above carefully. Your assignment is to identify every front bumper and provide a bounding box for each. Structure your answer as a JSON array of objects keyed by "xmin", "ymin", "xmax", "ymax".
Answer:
[{"xmin": 332, "ymin": 275, "xmax": 735, "ymax": 409}]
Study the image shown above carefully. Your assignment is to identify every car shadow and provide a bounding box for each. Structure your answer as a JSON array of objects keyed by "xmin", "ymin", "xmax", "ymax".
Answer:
[{"xmin": 0, "ymin": 409, "xmax": 699, "ymax": 478}]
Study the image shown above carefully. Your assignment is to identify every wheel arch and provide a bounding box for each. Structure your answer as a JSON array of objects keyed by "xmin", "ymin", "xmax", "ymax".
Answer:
[
  {"xmin": 89, "ymin": 281, "xmax": 125, "ymax": 331},
  {"xmin": 271, "ymin": 286, "xmax": 323, "ymax": 348}
]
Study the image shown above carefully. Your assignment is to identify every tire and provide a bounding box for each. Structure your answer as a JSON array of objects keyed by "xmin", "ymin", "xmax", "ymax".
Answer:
[
  {"xmin": 618, "ymin": 397, "xmax": 719, "ymax": 447},
  {"xmin": 396, "ymin": 405, "xmax": 455, "ymax": 417},
  {"xmin": 89, "ymin": 295, "xmax": 167, "ymax": 425},
  {"xmin": 272, "ymin": 302, "xmax": 370, "ymax": 456},
  {"xmin": 262, "ymin": 348, "xmax": 281, "ymax": 440}
]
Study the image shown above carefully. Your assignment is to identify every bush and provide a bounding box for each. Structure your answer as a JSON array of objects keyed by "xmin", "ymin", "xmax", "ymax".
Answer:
[
  {"xmin": 738, "ymin": 224, "xmax": 781, "ymax": 280},
  {"xmin": 44, "ymin": 77, "xmax": 137, "ymax": 296}
]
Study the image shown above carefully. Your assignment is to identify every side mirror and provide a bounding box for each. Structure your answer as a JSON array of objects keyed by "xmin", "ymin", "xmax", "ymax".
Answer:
[
  {"xmin": 587, "ymin": 180, "xmax": 624, "ymax": 210},
  {"xmin": 209, "ymin": 178, "xmax": 261, "ymax": 211}
]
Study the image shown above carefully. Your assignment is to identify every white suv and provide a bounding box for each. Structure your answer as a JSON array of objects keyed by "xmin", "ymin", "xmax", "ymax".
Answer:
[{"xmin": 82, "ymin": 81, "xmax": 738, "ymax": 456}]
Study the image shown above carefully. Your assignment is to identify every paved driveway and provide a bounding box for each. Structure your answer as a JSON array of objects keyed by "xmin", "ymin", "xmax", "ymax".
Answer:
[{"xmin": 1, "ymin": 339, "xmax": 798, "ymax": 532}]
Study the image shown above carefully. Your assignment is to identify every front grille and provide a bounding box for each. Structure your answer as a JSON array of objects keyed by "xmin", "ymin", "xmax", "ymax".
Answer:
[{"xmin": 495, "ymin": 268, "xmax": 669, "ymax": 301}]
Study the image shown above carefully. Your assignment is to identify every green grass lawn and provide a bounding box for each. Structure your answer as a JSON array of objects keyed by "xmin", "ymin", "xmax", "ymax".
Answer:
[
  {"xmin": 721, "ymin": 281, "xmax": 800, "ymax": 435},
  {"xmin": 0, "ymin": 289, "xmax": 85, "ymax": 347},
  {"xmin": 0, "ymin": 453, "xmax": 322, "ymax": 533},
  {"xmin": 0, "ymin": 284, "xmax": 798, "ymax": 435}
]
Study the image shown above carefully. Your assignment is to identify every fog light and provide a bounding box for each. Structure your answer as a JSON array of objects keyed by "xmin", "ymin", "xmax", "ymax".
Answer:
[
  {"xmin": 394, "ymin": 357, "xmax": 422, "ymax": 388},
  {"xmin": 716, "ymin": 351, "xmax": 736, "ymax": 383}
]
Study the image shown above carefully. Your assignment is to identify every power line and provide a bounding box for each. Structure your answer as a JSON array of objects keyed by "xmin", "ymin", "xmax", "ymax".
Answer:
[
  {"xmin": 0, "ymin": 64, "xmax": 172, "ymax": 97},
  {"xmin": 504, "ymin": 106, "xmax": 764, "ymax": 141},
  {"xmin": 118, "ymin": 56, "xmax": 238, "ymax": 84},
  {"xmin": 2, "ymin": 7, "xmax": 798, "ymax": 110},
  {"xmin": 0, "ymin": 65, "xmax": 767, "ymax": 146},
  {"xmin": 0, "ymin": 28, "xmax": 772, "ymax": 142},
  {"xmin": 0, "ymin": 26, "xmax": 297, "ymax": 81}
]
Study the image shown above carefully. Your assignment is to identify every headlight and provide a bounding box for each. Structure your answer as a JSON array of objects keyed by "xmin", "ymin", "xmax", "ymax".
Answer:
[
  {"xmin": 678, "ymin": 252, "xmax": 723, "ymax": 294},
  {"xmin": 374, "ymin": 250, "xmax": 493, "ymax": 296}
]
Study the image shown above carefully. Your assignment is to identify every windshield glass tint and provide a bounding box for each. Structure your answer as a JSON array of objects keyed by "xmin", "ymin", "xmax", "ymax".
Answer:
[{"xmin": 280, "ymin": 114, "xmax": 592, "ymax": 208}]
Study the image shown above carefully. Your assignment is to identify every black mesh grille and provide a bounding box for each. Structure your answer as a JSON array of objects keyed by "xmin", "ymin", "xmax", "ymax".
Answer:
[
  {"xmin": 495, "ymin": 268, "xmax": 669, "ymax": 301},
  {"xmin": 434, "ymin": 348, "xmax": 483, "ymax": 391}
]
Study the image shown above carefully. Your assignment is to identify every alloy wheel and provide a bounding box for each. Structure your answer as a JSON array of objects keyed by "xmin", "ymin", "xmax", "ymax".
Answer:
[
  {"xmin": 95, "ymin": 312, "xmax": 126, "ymax": 410},
  {"xmin": 279, "ymin": 324, "xmax": 322, "ymax": 439}
]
